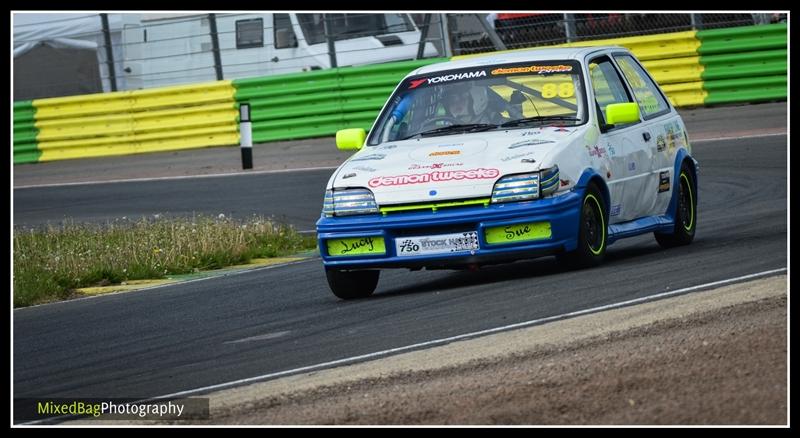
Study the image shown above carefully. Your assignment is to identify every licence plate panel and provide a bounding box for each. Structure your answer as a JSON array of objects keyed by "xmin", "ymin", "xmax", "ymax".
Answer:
[{"xmin": 395, "ymin": 231, "xmax": 479, "ymax": 257}]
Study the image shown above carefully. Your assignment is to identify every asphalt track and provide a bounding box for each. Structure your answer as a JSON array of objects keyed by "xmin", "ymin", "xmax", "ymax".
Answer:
[{"xmin": 13, "ymin": 131, "xmax": 787, "ymax": 416}]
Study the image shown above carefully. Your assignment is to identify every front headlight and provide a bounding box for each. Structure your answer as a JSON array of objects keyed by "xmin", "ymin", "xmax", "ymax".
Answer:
[
  {"xmin": 491, "ymin": 166, "xmax": 559, "ymax": 204},
  {"xmin": 322, "ymin": 188, "xmax": 379, "ymax": 217},
  {"xmin": 491, "ymin": 173, "xmax": 539, "ymax": 203}
]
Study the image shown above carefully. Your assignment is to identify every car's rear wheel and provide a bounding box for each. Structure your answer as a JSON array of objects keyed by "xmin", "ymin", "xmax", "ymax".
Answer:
[
  {"xmin": 655, "ymin": 162, "xmax": 697, "ymax": 248},
  {"xmin": 325, "ymin": 268, "xmax": 380, "ymax": 300},
  {"xmin": 557, "ymin": 183, "xmax": 607, "ymax": 269}
]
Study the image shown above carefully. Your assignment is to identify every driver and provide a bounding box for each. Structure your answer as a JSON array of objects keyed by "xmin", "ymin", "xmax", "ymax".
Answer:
[{"xmin": 443, "ymin": 83, "xmax": 505, "ymax": 125}]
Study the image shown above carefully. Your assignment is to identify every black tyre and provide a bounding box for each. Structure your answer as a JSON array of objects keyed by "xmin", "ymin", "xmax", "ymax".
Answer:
[
  {"xmin": 325, "ymin": 268, "xmax": 380, "ymax": 300},
  {"xmin": 655, "ymin": 162, "xmax": 697, "ymax": 248},
  {"xmin": 558, "ymin": 183, "xmax": 608, "ymax": 269}
]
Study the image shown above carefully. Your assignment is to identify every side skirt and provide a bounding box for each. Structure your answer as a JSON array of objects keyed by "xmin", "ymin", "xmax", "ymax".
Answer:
[{"xmin": 607, "ymin": 215, "xmax": 674, "ymax": 245}]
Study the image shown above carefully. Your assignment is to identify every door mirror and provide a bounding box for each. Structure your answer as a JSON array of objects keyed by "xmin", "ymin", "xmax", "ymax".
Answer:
[
  {"xmin": 336, "ymin": 128, "xmax": 366, "ymax": 151},
  {"xmin": 605, "ymin": 102, "xmax": 640, "ymax": 125}
]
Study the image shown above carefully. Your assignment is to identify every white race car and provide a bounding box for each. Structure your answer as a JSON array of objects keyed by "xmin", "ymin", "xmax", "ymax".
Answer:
[{"xmin": 316, "ymin": 46, "xmax": 698, "ymax": 299}]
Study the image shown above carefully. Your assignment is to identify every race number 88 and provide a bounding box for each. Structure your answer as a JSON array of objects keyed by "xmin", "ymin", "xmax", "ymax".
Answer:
[{"xmin": 541, "ymin": 83, "xmax": 574, "ymax": 98}]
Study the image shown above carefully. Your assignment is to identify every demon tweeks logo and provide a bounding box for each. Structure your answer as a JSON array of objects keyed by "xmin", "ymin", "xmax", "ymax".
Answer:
[{"xmin": 408, "ymin": 70, "xmax": 487, "ymax": 89}]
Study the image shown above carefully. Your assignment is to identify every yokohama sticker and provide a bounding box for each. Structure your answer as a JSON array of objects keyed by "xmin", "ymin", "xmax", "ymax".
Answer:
[
  {"xmin": 408, "ymin": 70, "xmax": 487, "ymax": 89},
  {"xmin": 368, "ymin": 168, "xmax": 500, "ymax": 188}
]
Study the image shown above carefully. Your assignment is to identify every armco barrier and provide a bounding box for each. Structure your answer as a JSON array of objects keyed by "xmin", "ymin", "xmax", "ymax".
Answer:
[
  {"xmin": 13, "ymin": 100, "xmax": 38, "ymax": 164},
  {"xmin": 233, "ymin": 59, "xmax": 446, "ymax": 143},
  {"xmin": 15, "ymin": 81, "xmax": 239, "ymax": 163}
]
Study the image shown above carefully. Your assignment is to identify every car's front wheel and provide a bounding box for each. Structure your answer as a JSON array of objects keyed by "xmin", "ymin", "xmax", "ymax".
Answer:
[
  {"xmin": 325, "ymin": 268, "xmax": 380, "ymax": 300},
  {"xmin": 557, "ymin": 183, "xmax": 607, "ymax": 269},
  {"xmin": 655, "ymin": 162, "xmax": 697, "ymax": 248}
]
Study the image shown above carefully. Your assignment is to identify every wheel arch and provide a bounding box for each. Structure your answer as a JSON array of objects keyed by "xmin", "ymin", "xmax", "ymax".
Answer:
[{"xmin": 574, "ymin": 168, "xmax": 611, "ymax": 217}]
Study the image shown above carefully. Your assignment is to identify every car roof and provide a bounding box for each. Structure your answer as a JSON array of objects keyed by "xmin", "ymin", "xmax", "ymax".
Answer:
[{"xmin": 411, "ymin": 46, "xmax": 628, "ymax": 76}]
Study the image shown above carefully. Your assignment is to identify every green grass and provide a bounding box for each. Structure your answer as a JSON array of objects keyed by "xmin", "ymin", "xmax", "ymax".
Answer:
[{"xmin": 13, "ymin": 215, "xmax": 317, "ymax": 308}]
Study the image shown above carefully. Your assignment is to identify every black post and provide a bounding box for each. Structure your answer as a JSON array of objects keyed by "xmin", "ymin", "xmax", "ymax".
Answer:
[
  {"xmin": 239, "ymin": 104, "xmax": 253, "ymax": 170},
  {"xmin": 323, "ymin": 14, "xmax": 337, "ymax": 68},
  {"xmin": 416, "ymin": 14, "xmax": 432, "ymax": 60},
  {"xmin": 100, "ymin": 13, "xmax": 117, "ymax": 92},
  {"xmin": 208, "ymin": 13, "xmax": 224, "ymax": 80}
]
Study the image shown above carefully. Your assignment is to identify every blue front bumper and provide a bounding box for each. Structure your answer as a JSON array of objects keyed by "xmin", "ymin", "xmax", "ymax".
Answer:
[{"xmin": 316, "ymin": 191, "xmax": 583, "ymax": 270}]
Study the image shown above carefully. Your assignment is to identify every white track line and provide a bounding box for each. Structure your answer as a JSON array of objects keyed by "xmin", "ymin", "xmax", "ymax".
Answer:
[
  {"xmin": 18, "ymin": 267, "xmax": 787, "ymax": 425},
  {"xmin": 691, "ymin": 131, "xmax": 787, "ymax": 143},
  {"xmin": 13, "ymin": 131, "xmax": 787, "ymax": 190}
]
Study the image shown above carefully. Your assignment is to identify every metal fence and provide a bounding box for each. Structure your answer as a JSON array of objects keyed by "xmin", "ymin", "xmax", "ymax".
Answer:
[
  {"xmin": 448, "ymin": 13, "xmax": 788, "ymax": 55},
  {"xmin": 13, "ymin": 12, "xmax": 787, "ymax": 100}
]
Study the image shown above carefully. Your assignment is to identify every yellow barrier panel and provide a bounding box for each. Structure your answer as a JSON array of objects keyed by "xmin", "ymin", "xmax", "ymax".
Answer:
[
  {"xmin": 34, "ymin": 81, "xmax": 239, "ymax": 161},
  {"xmin": 451, "ymin": 30, "xmax": 703, "ymax": 108},
  {"xmin": 641, "ymin": 56, "xmax": 705, "ymax": 85},
  {"xmin": 660, "ymin": 81, "xmax": 708, "ymax": 107}
]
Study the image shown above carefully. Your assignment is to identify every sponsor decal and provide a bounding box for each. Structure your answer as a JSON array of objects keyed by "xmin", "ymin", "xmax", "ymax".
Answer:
[
  {"xmin": 368, "ymin": 168, "xmax": 500, "ymax": 188},
  {"xmin": 429, "ymin": 150, "xmax": 461, "ymax": 157},
  {"xmin": 552, "ymin": 127, "xmax": 572, "ymax": 132},
  {"xmin": 656, "ymin": 134, "xmax": 666, "ymax": 152},
  {"xmin": 501, "ymin": 151, "xmax": 535, "ymax": 162},
  {"xmin": 665, "ymin": 124, "xmax": 677, "ymax": 151},
  {"xmin": 521, "ymin": 130, "xmax": 543, "ymax": 137},
  {"xmin": 607, "ymin": 144, "xmax": 617, "ymax": 157},
  {"xmin": 658, "ymin": 171, "xmax": 671, "ymax": 193},
  {"xmin": 409, "ymin": 162, "xmax": 463, "ymax": 170},
  {"xmin": 586, "ymin": 145, "xmax": 607, "ymax": 159},
  {"xmin": 376, "ymin": 144, "xmax": 397, "ymax": 150},
  {"xmin": 560, "ymin": 179, "xmax": 571, "ymax": 187},
  {"xmin": 408, "ymin": 70, "xmax": 487, "ymax": 89},
  {"xmin": 350, "ymin": 153, "xmax": 386, "ymax": 162},
  {"xmin": 352, "ymin": 166, "xmax": 377, "ymax": 172},
  {"xmin": 610, "ymin": 204, "xmax": 621, "ymax": 217},
  {"xmin": 491, "ymin": 65, "xmax": 573, "ymax": 75},
  {"xmin": 508, "ymin": 139, "xmax": 554, "ymax": 149},
  {"xmin": 429, "ymin": 190, "xmax": 437, "ymax": 196},
  {"xmin": 342, "ymin": 173, "xmax": 356, "ymax": 179}
]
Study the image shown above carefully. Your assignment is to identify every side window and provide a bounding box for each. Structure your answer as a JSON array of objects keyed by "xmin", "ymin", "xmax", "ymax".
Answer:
[
  {"xmin": 236, "ymin": 19, "xmax": 263, "ymax": 49},
  {"xmin": 274, "ymin": 14, "xmax": 298, "ymax": 49},
  {"xmin": 588, "ymin": 55, "xmax": 634, "ymax": 127},
  {"xmin": 613, "ymin": 54, "xmax": 670, "ymax": 118}
]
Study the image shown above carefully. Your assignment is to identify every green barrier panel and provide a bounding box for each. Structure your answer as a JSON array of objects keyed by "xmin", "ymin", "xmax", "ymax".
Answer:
[
  {"xmin": 233, "ymin": 58, "xmax": 446, "ymax": 142},
  {"xmin": 697, "ymin": 24, "xmax": 787, "ymax": 106},
  {"xmin": 697, "ymin": 23, "xmax": 786, "ymax": 55},
  {"xmin": 13, "ymin": 100, "xmax": 40, "ymax": 164},
  {"xmin": 703, "ymin": 76, "xmax": 786, "ymax": 105}
]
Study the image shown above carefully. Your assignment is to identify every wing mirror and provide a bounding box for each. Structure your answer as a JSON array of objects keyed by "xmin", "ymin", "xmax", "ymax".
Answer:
[{"xmin": 336, "ymin": 128, "xmax": 366, "ymax": 151}]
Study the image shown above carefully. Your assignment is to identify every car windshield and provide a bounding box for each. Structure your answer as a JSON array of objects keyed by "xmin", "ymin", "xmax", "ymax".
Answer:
[
  {"xmin": 367, "ymin": 60, "xmax": 587, "ymax": 145},
  {"xmin": 297, "ymin": 13, "xmax": 415, "ymax": 45}
]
